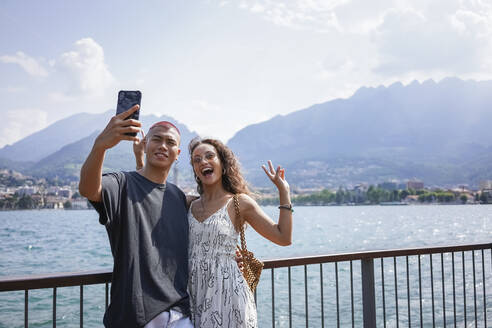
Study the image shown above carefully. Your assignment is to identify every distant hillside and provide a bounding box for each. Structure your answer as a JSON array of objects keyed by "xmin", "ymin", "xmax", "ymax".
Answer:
[
  {"xmin": 31, "ymin": 131, "xmax": 99, "ymax": 180},
  {"xmin": 228, "ymin": 77, "xmax": 492, "ymax": 188},
  {"xmin": 0, "ymin": 111, "xmax": 113, "ymax": 163},
  {"xmin": 0, "ymin": 111, "xmax": 199, "ymax": 183},
  {"xmin": 0, "ymin": 158, "xmax": 34, "ymax": 173}
]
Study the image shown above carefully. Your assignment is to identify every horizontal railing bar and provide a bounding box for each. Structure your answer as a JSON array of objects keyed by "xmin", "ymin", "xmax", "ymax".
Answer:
[
  {"xmin": 0, "ymin": 270, "xmax": 111, "ymax": 292},
  {"xmin": 263, "ymin": 243, "xmax": 491, "ymax": 269},
  {"xmin": 1, "ymin": 242, "xmax": 490, "ymax": 292}
]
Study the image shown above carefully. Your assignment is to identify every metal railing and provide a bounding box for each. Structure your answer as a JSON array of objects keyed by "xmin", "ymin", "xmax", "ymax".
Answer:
[
  {"xmin": 257, "ymin": 242, "xmax": 491, "ymax": 327},
  {"xmin": 0, "ymin": 270, "xmax": 110, "ymax": 328},
  {"xmin": 1, "ymin": 242, "xmax": 490, "ymax": 327}
]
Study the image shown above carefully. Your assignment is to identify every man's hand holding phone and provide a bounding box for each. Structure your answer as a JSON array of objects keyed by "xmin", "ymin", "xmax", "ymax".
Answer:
[
  {"xmin": 94, "ymin": 105, "xmax": 142, "ymax": 151},
  {"xmin": 80, "ymin": 90, "xmax": 142, "ymax": 201}
]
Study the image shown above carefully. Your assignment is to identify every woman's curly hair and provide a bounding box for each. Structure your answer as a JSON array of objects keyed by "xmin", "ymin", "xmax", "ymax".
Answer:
[{"xmin": 188, "ymin": 137, "xmax": 251, "ymax": 197}]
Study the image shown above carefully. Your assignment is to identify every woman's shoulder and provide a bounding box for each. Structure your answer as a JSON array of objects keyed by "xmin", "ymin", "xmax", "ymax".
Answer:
[
  {"xmin": 235, "ymin": 193, "xmax": 257, "ymax": 211},
  {"xmin": 186, "ymin": 194, "xmax": 200, "ymax": 209}
]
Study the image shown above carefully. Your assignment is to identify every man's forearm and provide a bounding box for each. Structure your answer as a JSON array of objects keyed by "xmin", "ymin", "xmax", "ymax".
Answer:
[{"xmin": 79, "ymin": 145, "xmax": 106, "ymax": 201}]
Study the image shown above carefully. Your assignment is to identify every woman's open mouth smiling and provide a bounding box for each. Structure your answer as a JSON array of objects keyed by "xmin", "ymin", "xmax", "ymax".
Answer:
[{"xmin": 201, "ymin": 167, "xmax": 214, "ymax": 177}]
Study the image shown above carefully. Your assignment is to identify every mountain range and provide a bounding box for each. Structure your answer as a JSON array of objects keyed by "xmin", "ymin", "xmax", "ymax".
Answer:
[
  {"xmin": 228, "ymin": 77, "xmax": 492, "ymax": 188},
  {"xmin": 1, "ymin": 77, "xmax": 491, "ymax": 189}
]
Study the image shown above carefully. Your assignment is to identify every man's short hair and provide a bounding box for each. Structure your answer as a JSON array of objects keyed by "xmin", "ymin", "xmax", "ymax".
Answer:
[{"xmin": 148, "ymin": 121, "xmax": 180, "ymax": 136}]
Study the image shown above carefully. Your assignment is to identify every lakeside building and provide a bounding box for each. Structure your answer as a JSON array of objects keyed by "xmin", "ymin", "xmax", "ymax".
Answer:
[
  {"xmin": 378, "ymin": 181, "xmax": 407, "ymax": 191},
  {"xmin": 46, "ymin": 186, "xmax": 58, "ymax": 195},
  {"xmin": 353, "ymin": 184, "xmax": 368, "ymax": 196},
  {"xmin": 407, "ymin": 180, "xmax": 424, "ymax": 190},
  {"xmin": 404, "ymin": 195, "xmax": 419, "ymax": 203},
  {"xmin": 44, "ymin": 196, "xmax": 66, "ymax": 209},
  {"xmin": 31, "ymin": 194, "xmax": 44, "ymax": 207},
  {"xmin": 16, "ymin": 186, "xmax": 38, "ymax": 196},
  {"xmin": 479, "ymin": 180, "xmax": 492, "ymax": 190},
  {"xmin": 378, "ymin": 181, "xmax": 398, "ymax": 191},
  {"xmin": 71, "ymin": 198, "xmax": 89, "ymax": 210},
  {"xmin": 0, "ymin": 187, "xmax": 15, "ymax": 197},
  {"xmin": 58, "ymin": 188, "xmax": 72, "ymax": 199},
  {"xmin": 482, "ymin": 188, "xmax": 492, "ymax": 202}
]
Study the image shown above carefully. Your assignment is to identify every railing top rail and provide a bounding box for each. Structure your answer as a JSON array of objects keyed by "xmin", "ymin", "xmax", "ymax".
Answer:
[
  {"xmin": 0, "ymin": 270, "xmax": 111, "ymax": 292},
  {"xmin": 263, "ymin": 242, "xmax": 491, "ymax": 268},
  {"xmin": 0, "ymin": 242, "xmax": 490, "ymax": 292}
]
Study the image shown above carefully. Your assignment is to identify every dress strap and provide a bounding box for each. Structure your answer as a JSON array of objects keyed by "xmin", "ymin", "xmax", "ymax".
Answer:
[
  {"xmin": 224, "ymin": 196, "xmax": 234, "ymax": 208},
  {"xmin": 189, "ymin": 198, "xmax": 198, "ymax": 213},
  {"xmin": 222, "ymin": 196, "xmax": 239, "ymax": 230}
]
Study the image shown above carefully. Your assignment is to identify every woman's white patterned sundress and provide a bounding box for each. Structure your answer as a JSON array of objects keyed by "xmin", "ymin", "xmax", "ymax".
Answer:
[{"xmin": 188, "ymin": 198, "xmax": 257, "ymax": 328}]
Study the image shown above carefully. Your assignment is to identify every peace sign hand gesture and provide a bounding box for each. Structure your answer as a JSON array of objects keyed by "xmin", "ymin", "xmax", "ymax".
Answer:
[{"xmin": 262, "ymin": 160, "xmax": 290, "ymax": 193}]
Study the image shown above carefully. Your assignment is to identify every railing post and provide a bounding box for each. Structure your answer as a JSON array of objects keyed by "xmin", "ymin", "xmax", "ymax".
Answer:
[
  {"xmin": 362, "ymin": 258, "xmax": 376, "ymax": 328},
  {"xmin": 24, "ymin": 289, "xmax": 28, "ymax": 328}
]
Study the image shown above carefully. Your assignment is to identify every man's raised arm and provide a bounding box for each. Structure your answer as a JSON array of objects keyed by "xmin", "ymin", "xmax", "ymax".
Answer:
[{"xmin": 79, "ymin": 105, "xmax": 141, "ymax": 201}]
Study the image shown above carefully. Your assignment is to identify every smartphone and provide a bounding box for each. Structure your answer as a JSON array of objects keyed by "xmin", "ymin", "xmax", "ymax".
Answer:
[{"xmin": 116, "ymin": 90, "xmax": 141, "ymax": 136}]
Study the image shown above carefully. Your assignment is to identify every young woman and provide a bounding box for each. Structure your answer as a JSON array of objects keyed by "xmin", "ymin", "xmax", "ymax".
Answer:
[{"xmin": 187, "ymin": 137, "xmax": 292, "ymax": 328}]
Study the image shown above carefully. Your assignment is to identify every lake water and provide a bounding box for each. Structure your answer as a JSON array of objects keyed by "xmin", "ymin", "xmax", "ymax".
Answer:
[{"xmin": 0, "ymin": 205, "xmax": 491, "ymax": 327}]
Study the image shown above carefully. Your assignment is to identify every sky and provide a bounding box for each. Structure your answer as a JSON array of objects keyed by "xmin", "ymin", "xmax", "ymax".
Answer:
[{"xmin": 1, "ymin": 0, "xmax": 491, "ymax": 148}]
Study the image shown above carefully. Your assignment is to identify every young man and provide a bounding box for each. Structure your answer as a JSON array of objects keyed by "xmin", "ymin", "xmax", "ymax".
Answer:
[{"xmin": 79, "ymin": 105, "xmax": 192, "ymax": 328}]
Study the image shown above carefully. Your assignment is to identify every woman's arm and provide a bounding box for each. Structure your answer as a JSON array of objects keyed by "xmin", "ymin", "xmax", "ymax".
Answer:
[
  {"xmin": 133, "ymin": 130, "xmax": 146, "ymax": 170},
  {"xmin": 238, "ymin": 161, "xmax": 293, "ymax": 246}
]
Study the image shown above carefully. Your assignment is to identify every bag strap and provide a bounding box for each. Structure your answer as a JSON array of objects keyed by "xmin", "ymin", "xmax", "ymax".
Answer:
[{"xmin": 233, "ymin": 194, "xmax": 247, "ymax": 251}]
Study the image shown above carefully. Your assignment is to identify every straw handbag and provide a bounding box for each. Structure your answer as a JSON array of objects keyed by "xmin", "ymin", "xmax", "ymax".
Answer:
[{"xmin": 233, "ymin": 194, "xmax": 264, "ymax": 292}]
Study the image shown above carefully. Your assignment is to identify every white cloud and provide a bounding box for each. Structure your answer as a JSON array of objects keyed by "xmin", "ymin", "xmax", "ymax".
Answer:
[
  {"xmin": 331, "ymin": 0, "xmax": 392, "ymax": 34},
  {"xmin": 59, "ymin": 38, "xmax": 115, "ymax": 96},
  {"xmin": 48, "ymin": 92, "xmax": 76, "ymax": 103},
  {"xmin": 165, "ymin": 99, "xmax": 267, "ymax": 142},
  {"xmin": 0, "ymin": 109, "xmax": 48, "ymax": 148},
  {"xmin": 0, "ymin": 51, "xmax": 48, "ymax": 77},
  {"xmin": 372, "ymin": 5, "xmax": 492, "ymax": 76},
  {"xmin": 136, "ymin": 79, "xmax": 145, "ymax": 87},
  {"xmin": 183, "ymin": 100, "xmax": 224, "ymax": 136},
  {"xmin": 317, "ymin": 57, "xmax": 355, "ymax": 80},
  {"xmin": 250, "ymin": 3, "xmax": 265, "ymax": 13},
  {"xmin": 225, "ymin": 0, "xmax": 492, "ymax": 81},
  {"xmin": 1, "ymin": 86, "xmax": 25, "ymax": 93},
  {"xmin": 234, "ymin": 0, "xmax": 345, "ymax": 32},
  {"xmin": 134, "ymin": 67, "xmax": 148, "ymax": 87}
]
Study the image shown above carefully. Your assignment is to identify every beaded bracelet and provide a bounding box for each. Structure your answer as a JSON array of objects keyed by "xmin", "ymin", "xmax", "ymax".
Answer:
[{"xmin": 278, "ymin": 204, "xmax": 294, "ymax": 212}]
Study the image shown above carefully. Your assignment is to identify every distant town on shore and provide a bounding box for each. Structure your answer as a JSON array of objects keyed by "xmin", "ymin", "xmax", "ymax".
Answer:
[{"xmin": 1, "ymin": 169, "xmax": 490, "ymax": 210}]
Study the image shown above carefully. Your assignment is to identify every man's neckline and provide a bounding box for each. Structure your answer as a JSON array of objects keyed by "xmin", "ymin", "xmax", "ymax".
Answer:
[{"xmin": 132, "ymin": 171, "xmax": 167, "ymax": 189}]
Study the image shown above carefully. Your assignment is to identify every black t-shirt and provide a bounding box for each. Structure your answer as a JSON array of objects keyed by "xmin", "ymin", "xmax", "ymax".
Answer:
[{"xmin": 90, "ymin": 171, "xmax": 190, "ymax": 328}]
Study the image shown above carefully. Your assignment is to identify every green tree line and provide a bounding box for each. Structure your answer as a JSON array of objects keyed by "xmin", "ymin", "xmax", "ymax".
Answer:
[{"xmin": 258, "ymin": 186, "xmax": 481, "ymax": 206}]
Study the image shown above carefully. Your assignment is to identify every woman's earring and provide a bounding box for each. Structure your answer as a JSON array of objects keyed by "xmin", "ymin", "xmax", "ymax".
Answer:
[
  {"xmin": 222, "ymin": 168, "xmax": 226, "ymax": 175},
  {"xmin": 195, "ymin": 175, "xmax": 200, "ymax": 183}
]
